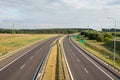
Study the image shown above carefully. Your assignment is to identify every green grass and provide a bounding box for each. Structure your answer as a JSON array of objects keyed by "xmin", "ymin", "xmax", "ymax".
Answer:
[
  {"xmin": 0, "ymin": 34, "xmax": 56, "ymax": 56},
  {"xmin": 104, "ymin": 41, "xmax": 120, "ymax": 55},
  {"xmin": 43, "ymin": 44, "xmax": 57, "ymax": 80},
  {"xmin": 43, "ymin": 38, "xmax": 70, "ymax": 80},
  {"xmin": 73, "ymin": 38, "xmax": 120, "ymax": 70}
]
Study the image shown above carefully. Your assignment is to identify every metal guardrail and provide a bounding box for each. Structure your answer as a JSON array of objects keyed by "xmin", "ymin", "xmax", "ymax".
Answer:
[
  {"xmin": 33, "ymin": 37, "xmax": 71, "ymax": 80},
  {"xmin": 32, "ymin": 46, "xmax": 50, "ymax": 80},
  {"xmin": 70, "ymin": 37, "xmax": 120, "ymax": 79},
  {"xmin": 33, "ymin": 38, "xmax": 58, "ymax": 80},
  {"xmin": 57, "ymin": 41, "xmax": 66, "ymax": 80},
  {"xmin": 39, "ymin": 41, "xmax": 57, "ymax": 80}
]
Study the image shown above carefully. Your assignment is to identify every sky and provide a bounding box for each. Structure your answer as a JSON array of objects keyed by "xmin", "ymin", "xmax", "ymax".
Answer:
[{"xmin": 0, "ymin": 0, "xmax": 120, "ymax": 30}]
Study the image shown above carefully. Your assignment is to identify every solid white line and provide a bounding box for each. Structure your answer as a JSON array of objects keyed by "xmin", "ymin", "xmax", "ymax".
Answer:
[
  {"xmin": 0, "ymin": 41, "xmax": 44, "ymax": 71},
  {"xmin": 69, "ymin": 38, "xmax": 114, "ymax": 80},
  {"xmin": 20, "ymin": 64, "xmax": 25, "ymax": 70},
  {"xmin": 30, "ymin": 56, "xmax": 34, "ymax": 60},
  {"xmin": 62, "ymin": 39, "xmax": 74, "ymax": 80},
  {"xmin": 84, "ymin": 68, "xmax": 89, "ymax": 74}
]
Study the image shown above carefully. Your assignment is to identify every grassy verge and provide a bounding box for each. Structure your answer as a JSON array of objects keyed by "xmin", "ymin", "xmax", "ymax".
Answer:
[
  {"xmin": 72, "ymin": 38, "xmax": 120, "ymax": 70},
  {"xmin": 59, "ymin": 37, "xmax": 70, "ymax": 80},
  {"xmin": 43, "ymin": 44, "xmax": 57, "ymax": 80},
  {"xmin": 104, "ymin": 41, "xmax": 120, "ymax": 55},
  {"xmin": 0, "ymin": 34, "xmax": 56, "ymax": 57},
  {"xmin": 43, "ymin": 37, "xmax": 70, "ymax": 80}
]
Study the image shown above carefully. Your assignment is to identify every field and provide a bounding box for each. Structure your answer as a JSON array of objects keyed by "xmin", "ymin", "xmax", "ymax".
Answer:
[
  {"xmin": 73, "ymin": 38, "xmax": 120, "ymax": 70},
  {"xmin": 0, "ymin": 34, "xmax": 56, "ymax": 57}
]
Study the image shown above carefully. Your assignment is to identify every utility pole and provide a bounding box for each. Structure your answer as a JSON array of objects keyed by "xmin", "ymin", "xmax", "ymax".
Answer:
[
  {"xmin": 12, "ymin": 23, "xmax": 14, "ymax": 34},
  {"xmin": 88, "ymin": 25, "xmax": 90, "ymax": 33},
  {"xmin": 107, "ymin": 17, "xmax": 116, "ymax": 66}
]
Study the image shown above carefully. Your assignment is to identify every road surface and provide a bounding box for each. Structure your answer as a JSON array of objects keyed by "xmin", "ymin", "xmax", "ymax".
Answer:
[
  {"xmin": 0, "ymin": 37, "xmax": 57, "ymax": 80},
  {"xmin": 63, "ymin": 37, "xmax": 120, "ymax": 80}
]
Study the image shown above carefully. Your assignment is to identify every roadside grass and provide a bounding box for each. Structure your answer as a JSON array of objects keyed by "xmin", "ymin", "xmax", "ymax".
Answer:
[
  {"xmin": 43, "ymin": 37, "xmax": 70, "ymax": 80},
  {"xmin": 43, "ymin": 44, "xmax": 57, "ymax": 80},
  {"xmin": 104, "ymin": 41, "xmax": 120, "ymax": 56},
  {"xmin": 73, "ymin": 38, "xmax": 120, "ymax": 70},
  {"xmin": 0, "ymin": 34, "xmax": 56, "ymax": 57},
  {"xmin": 57, "ymin": 37, "xmax": 70, "ymax": 80}
]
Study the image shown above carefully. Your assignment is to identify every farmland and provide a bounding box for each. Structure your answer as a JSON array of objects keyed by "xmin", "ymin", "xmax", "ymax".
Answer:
[{"xmin": 0, "ymin": 34, "xmax": 56, "ymax": 57}]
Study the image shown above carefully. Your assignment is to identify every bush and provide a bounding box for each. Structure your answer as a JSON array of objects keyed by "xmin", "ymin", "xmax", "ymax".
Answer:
[
  {"xmin": 80, "ymin": 30, "xmax": 113, "ymax": 42},
  {"xmin": 104, "ymin": 33, "xmax": 113, "ymax": 39},
  {"xmin": 104, "ymin": 37, "xmax": 111, "ymax": 42},
  {"xmin": 96, "ymin": 33, "xmax": 104, "ymax": 42}
]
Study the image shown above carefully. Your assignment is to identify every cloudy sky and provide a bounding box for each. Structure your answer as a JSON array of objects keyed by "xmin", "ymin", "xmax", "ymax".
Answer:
[{"xmin": 0, "ymin": 0, "xmax": 120, "ymax": 30}]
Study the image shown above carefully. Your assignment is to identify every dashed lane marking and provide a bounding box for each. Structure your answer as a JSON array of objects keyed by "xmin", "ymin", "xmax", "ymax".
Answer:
[
  {"xmin": 84, "ymin": 68, "xmax": 89, "ymax": 74},
  {"xmin": 30, "ymin": 56, "xmax": 34, "ymax": 60},
  {"xmin": 20, "ymin": 64, "xmax": 25, "ymax": 70}
]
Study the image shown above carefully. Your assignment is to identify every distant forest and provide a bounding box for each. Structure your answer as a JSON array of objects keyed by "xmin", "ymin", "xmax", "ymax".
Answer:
[
  {"xmin": 102, "ymin": 28, "xmax": 120, "ymax": 32},
  {"xmin": 0, "ymin": 28, "xmax": 92, "ymax": 34}
]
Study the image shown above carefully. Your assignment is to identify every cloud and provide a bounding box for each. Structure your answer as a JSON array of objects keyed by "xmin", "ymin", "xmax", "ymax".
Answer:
[{"xmin": 0, "ymin": 0, "xmax": 120, "ymax": 30}]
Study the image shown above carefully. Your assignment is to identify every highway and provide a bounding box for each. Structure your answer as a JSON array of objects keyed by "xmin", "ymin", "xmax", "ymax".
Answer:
[
  {"xmin": 63, "ymin": 37, "xmax": 120, "ymax": 80},
  {"xmin": 0, "ymin": 37, "xmax": 57, "ymax": 80}
]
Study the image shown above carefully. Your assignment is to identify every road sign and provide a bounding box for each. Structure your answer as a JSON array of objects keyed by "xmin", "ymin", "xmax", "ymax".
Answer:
[
  {"xmin": 72, "ymin": 35, "xmax": 78, "ymax": 39},
  {"xmin": 78, "ymin": 39, "xmax": 85, "ymax": 44}
]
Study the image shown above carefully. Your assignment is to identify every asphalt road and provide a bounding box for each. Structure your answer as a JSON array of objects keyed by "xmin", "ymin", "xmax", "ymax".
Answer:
[
  {"xmin": 0, "ymin": 37, "xmax": 57, "ymax": 80},
  {"xmin": 63, "ymin": 37, "xmax": 120, "ymax": 80}
]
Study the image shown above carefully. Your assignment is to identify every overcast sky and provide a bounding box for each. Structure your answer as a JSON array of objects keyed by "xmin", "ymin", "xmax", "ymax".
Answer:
[{"xmin": 0, "ymin": 0, "xmax": 120, "ymax": 30}]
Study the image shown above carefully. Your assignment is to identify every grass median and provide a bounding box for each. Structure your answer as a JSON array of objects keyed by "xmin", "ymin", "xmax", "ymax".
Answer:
[{"xmin": 43, "ymin": 37, "xmax": 70, "ymax": 80}]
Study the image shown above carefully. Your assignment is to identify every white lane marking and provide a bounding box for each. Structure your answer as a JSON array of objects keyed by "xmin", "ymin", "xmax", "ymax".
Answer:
[
  {"xmin": 77, "ymin": 59, "xmax": 80, "ymax": 62},
  {"xmin": 0, "ymin": 41, "xmax": 44, "ymax": 71},
  {"xmin": 62, "ymin": 40, "xmax": 74, "ymax": 80},
  {"xmin": 30, "ymin": 56, "xmax": 34, "ymax": 60},
  {"xmin": 20, "ymin": 64, "xmax": 25, "ymax": 70},
  {"xmin": 73, "ymin": 53, "xmax": 75, "ymax": 56},
  {"xmin": 84, "ymin": 68, "xmax": 89, "ymax": 74},
  {"xmin": 69, "ymin": 38, "xmax": 114, "ymax": 80}
]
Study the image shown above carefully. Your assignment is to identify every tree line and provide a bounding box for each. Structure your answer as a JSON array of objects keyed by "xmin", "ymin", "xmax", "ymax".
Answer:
[
  {"xmin": 0, "ymin": 28, "xmax": 91, "ymax": 34},
  {"xmin": 102, "ymin": 28, "xmax": 120, "ymax": 32},
  {"xmin": 80, "ymin": 30, "xmax": 113, "ymax": 42}
]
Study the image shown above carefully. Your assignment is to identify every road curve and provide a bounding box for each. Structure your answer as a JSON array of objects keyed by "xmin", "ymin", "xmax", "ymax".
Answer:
[
  {"xmin": 0, "ymin": 37, "xmax": 58, "ymax": 80},
  {"xmin": 62, "ymin": 37, "xmax": 120, "ymax": 80}
]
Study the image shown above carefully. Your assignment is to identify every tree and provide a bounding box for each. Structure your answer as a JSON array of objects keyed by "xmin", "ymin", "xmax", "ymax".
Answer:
[
  {"xmin": 96, "ymin": 33, "xmax": 104, "ymax": 42},
  {"xmin": 104, "ymin": 37, "xmax": 111, "ymax": 42}
]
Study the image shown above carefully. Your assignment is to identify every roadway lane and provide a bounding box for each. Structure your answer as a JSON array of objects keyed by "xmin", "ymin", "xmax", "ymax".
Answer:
[
  {"xmin": 0, "ymin": 37, "xmax": 58, "ymax": 80},
  {"xmin": 63, "ymin": 37, "xmax": 120, "ymax": 80}
]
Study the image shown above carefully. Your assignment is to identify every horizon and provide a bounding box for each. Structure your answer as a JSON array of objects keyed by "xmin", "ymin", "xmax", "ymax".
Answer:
[{"xmin": 0, "ymin": 0, "xmax": 120, "ymax": 30}]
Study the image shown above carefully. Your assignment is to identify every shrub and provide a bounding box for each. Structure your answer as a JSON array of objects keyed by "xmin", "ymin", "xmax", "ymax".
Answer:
[
  {"xmin": 96, "ymin": 33, "xmax": 104, "ymax": 42},
  {"xmin": 80, "ymin": 30, "xmax": 113, "ymax": 42},
  {"xmin": 104, "ymin": 37, "xmax": 111, "ymax": 42}
]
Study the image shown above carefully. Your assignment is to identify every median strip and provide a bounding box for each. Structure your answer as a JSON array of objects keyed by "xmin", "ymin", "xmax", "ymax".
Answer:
[{"xmin": 39, "ymin": 37, "xmax": 70, "ymax": 80}]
